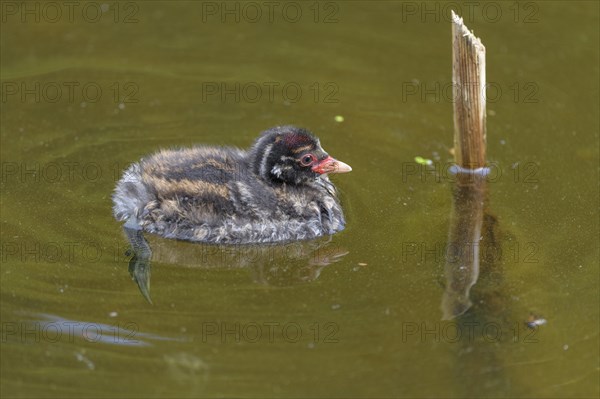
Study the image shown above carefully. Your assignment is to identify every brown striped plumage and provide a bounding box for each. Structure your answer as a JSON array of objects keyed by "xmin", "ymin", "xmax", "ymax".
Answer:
[{"xmin": 113, "ymin": 126, "xmax": 351, "ymax": 244}]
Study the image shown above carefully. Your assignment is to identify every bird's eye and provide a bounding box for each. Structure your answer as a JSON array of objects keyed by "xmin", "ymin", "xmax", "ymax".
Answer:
[{"xmin": 300, "ymin": 154, "xmax": 315, "ymax": 166}]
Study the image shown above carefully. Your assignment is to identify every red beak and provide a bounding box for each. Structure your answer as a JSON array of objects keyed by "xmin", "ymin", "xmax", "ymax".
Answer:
[{"xmin": 311, "ymin": 156, "xmax": 352, "ymax": 175}]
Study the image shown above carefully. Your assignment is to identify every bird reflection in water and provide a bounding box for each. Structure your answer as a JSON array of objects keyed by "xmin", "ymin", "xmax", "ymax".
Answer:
[{"xmin": 123, "ymin": 226, "xmax": 348, "ymax": 303}]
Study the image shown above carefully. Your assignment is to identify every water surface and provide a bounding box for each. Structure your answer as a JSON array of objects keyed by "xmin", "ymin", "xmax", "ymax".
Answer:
[{"xmin": 1, "ymin": 1, "xmax": 599, "ymax": 398}]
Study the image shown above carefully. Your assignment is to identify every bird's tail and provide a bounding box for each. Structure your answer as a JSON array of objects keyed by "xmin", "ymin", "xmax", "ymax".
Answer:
[{"xmin": 112, "ymin": 163, "xmax": 151, "ymax": 226}]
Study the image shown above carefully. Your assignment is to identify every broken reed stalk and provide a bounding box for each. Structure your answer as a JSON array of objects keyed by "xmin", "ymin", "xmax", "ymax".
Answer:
[
  {"xmin": 442, "ymin": 12, "xmax": 489, "ymax": 320},
  {"xmin": 444, "ymin": 17, "xmax": 512, "ymax": 390},
  {"xmin": 452, "ymin": 10, "xmax": 486, "ymax": 169}
]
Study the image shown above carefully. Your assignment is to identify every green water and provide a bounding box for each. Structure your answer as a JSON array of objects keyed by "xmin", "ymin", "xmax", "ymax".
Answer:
[{"xmin": 1, "ymin": 1, "xmax": 599, "ymax": 398}]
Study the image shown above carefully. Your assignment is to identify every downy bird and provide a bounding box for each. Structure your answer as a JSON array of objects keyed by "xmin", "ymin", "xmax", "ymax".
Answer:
[{"xmin": 113, "ymin": 126, "xmax": 352, "ymax": 244}]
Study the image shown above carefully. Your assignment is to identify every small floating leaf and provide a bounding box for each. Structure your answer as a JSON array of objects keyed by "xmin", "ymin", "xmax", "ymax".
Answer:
[{"xmin": 414, "ymin": 156, "xmax": 433, "ymax": 166}]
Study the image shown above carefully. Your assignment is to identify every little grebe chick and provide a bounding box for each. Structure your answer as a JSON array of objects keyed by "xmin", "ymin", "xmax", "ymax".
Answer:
[{"xmin": 113, "ymin": 126, "xmax": 352, "ymax": 244}]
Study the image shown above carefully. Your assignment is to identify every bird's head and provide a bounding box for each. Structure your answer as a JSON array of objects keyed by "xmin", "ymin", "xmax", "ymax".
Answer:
[{"xmin": 250, "ymin": 126, "xmax": 352, "ymax": 185}]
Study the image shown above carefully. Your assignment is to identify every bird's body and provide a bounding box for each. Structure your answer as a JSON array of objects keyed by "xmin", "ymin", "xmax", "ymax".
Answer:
[{"xmin": 113, "ymin": 126, "xmax": 351, "ymax": 244}]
